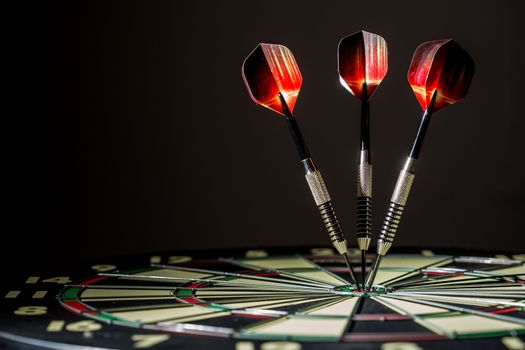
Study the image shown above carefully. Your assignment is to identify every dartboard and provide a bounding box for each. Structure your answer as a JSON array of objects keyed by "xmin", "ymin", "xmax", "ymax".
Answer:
[{"xmin": 1, "ymin": 247, "xmax": 524, "ymax": 350}]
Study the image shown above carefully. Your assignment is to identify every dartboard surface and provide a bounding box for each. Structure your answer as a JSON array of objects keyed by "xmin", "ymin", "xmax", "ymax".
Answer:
[{"xmin": 1, "ymin": 247, "xmax": 524, "ymax": 350}]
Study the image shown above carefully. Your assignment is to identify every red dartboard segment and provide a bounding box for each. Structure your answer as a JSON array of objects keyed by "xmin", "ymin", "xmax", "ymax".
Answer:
[
  {"xmin": 338, "ymin": 30, "xmax": 388, "ymax": 100},
  {"xmin": 242, "ymin": 43, "xmax": 302, "ymax": 116},
  {"xmin": 61, "ymin": 301, "xmax": 91, "ymax": 314},
  {"xmin": 408, "ymin": 39, "xmax": 474, "ymax": 112},
  {"xmin": 80, "ymin": 276, "xmax": 107, "ymax": 286}
]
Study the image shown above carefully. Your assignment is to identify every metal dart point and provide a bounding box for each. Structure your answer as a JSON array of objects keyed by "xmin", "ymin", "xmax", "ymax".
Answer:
[{"xmin": 365, "ymin": 254, "xmax": 382, "ymax": 290}]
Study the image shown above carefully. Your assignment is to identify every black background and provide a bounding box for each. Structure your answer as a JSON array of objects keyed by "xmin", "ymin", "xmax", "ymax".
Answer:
[{"xmin": 9, "ymin": 0, "xmax": 524, "ymax": 268}]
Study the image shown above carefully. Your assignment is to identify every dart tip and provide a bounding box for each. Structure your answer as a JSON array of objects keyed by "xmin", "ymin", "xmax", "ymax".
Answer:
[
  {"xmin": 343, "ymin": 252, "xmax": 362, "ymax": 291},
  {"xmin": 361, "ymin": 250, "xmax": 367, "ymax": 291},
  {"xmin": 365, "ymin": 255, "xmax": 383, "ymax": 291}
]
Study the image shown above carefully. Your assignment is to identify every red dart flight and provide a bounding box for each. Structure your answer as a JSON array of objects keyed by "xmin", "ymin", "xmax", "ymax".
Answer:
[
  {"xmin": 338, "ymin": 30, "xmax": 388, "ymax": 101},
  {"xmin": 408, "ymin": 39, "xmax": 475, "ymax": 112},
  {"xmin": 242, "ymin": 43, "xmax": 302, "ymax": 116}
]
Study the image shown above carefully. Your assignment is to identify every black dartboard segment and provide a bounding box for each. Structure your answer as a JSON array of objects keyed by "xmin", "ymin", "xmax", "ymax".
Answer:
[{"xmin": 1, "ymin": 247, "xmax": 524, "ymax": 350}]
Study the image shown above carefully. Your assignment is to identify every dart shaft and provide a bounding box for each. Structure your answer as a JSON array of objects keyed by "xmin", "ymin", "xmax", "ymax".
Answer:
[
  {"xmin": 360, "ymin": 97, "xmax": 370, "ymax": 152},
  {"xmin": 285, "ymin": 115, "xmax": 311, "ymax": 160},
  {"xmin": 409, "ymin": 108, "xmax": 432, "ymax": 159}
]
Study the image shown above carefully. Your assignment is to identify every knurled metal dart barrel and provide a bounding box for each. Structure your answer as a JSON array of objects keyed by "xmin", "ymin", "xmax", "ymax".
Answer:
[
  {"xmin": 241, "ymin": 43, "xmax": 360, "ymax": 288},
  {"xmin": 338, "ymin": 31, "xmax": 388, "ymax": 288},
  {"xmin": 366, "ymin": 39, "xmax": 474, "ymax": 289}
]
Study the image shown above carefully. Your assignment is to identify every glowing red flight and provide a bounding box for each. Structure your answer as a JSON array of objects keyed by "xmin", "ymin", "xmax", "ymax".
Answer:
[
  {"xmin": 408, "ymin": 39, "xmax": 475, "ymax": 112},
  {"xmin": 242, "ymin": 44, "xmax": 302, "ymax": 116},
  {"xmin": 338, "ymin": 31, "xmax": 388, "ymax": 101}
]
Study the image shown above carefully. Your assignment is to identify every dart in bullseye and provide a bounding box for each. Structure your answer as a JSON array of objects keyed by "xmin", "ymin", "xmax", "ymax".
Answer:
[
  {"xmin": 242, "ymin": 43, "xmax": 361, "ymax": 288},
  {"xmin": 338, "ymin": 30, "xmax": 388, "ymax": 288},
  {"xmin": 366, "ymin": 39, "xmax": 475, "ymax": 289}
]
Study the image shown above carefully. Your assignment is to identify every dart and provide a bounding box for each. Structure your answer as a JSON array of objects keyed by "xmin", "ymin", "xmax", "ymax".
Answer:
[
  {"xmin": 242, "ymin": 43, "xmax": 361, "ymax": 288},
  {"xmin": 338, "ymin": 30, "xmax": 388, "ymax": 288},
  {"xmin": 366, "ymin": 39, "xmax": 475, "ymax": 289}
]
